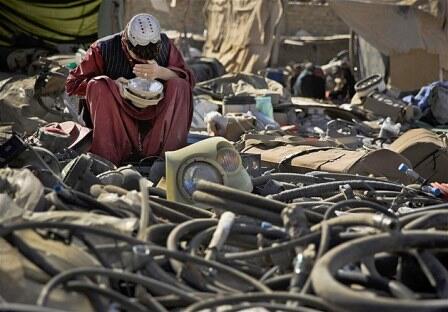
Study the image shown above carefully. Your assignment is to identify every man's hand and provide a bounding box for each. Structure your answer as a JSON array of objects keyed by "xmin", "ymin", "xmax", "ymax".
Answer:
[{"xmin": 133, "ymin": 60, "xmax": 160, "ymax": 80}]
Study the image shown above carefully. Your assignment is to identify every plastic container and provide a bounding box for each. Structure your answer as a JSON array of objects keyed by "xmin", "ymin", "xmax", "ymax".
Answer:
[
  {"xmin": 222, "ymin": 95, "xmax": 256, "ymax": 115},
  {"xmin": 379, "ymin": 117, "xmax": 401, "ymax": 140}
]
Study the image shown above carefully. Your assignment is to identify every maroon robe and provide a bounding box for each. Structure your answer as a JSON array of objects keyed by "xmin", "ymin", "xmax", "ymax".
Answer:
[{"xmin": 66, "ymin": 36, "xmax": 194, "ymax": 165}]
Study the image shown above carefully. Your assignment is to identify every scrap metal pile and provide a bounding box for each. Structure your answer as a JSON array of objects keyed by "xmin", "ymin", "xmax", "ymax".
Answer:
[
  {"xmin": 1, "ymin": 56, "xmax": 448, "ymax": 312},
  {"xmin": 1, "ymin": 130, "xmax": 448, "ymax": 312}
]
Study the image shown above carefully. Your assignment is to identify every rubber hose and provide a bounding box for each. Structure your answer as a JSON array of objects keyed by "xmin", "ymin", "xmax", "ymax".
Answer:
[
  {"xmin": 311, "ymin": 213, "xmax": 399, "ymax": 232},
  {"xmin": 188, "ymin": 223, "xmax": 287, "ymax": 257},
  {"xmin": 311, "ymin": 231, "xmax": 448, "ymax": 312},
  {"xmin": 65, "ymin": 281, "xmax": 150, "ymax": 312},
  {"xmin": 271, "ymin": 180, "xmax": 403, "ymax": 202},
  {"xmin": 225, "ymin": 303, "xmax": 321, "ymax": 312},
  {"xmin": 148, "ymin": 245, "xmax": 272, "ymax": 293},
  {"xmin": 184, "ymin": 292, "xmax": 331, "ymax": 312},
  {"xmin": 166, "ymin": 219, "xmax": 218, "ymax": 274},
  {"xmin": 307, "ymin": 171, "xmax": 388, "ymax": 182},
  {"xmin": 403, "ymin": 211, "xmax": 448, "ymax": 230},
  {"xmin": 0, "ymin": 304, "xmax": 66, "ymax": 312},
  {"xmin": 148, "ymin": 199, "xmax": 193, "ymax": 223},
  {"xmin": 223, "ymin": 232, "xmax": 321, "ymax": 261},
  {"xmin": 143, "ymin": 257, "xmax": 196, "ymax": 292},
  {"xmin": 7, "ymin": 233, "xmax": 60, "ymax": 277},
  {"xmin": 192, "ymin": 191, "xmax": 283, "ymax": 225},
  {"xmin": 195, "ymin": 182, "xmax": 324, "ymax": 223},
  {"xmin": 323, "ymin": 199, "xmax": 395, "ymax": 220},
  {"xmin": 195, "ymin": 180, "xmax": 286, "ymax": 213},
  {"xmin": 150, "ymin": 196, "xmax": 213, "ymax": 218},
  {"xmin": 252, "ymin": 173, "xmax": 330, "ymax": 186},
  {"xmin": 146, "ymin": 223, "xmax": 176, "ymax": 245},
  {"xmin": 37, "ymin": 267, "xmax": 201, "ymax": 306},
  {"xmin": 148, "ymin": 187, "xmax": 166, "ymax": 198},
  {"xmin": 56, "ymin": 188, "xmax": 127, "ymax": 218}
]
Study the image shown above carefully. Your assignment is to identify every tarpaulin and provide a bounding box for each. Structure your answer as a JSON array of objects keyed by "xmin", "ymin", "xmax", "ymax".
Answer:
[
  {"xmin": 329, "ymin": 0, "xmax": 448, "ymax": 56},
  {"xmin": 0, "ymin": 0, "xmax": 102, "ymax": 46},
  {"xmin": 203, "ymin": 0, "xmax": 283, "ymax": 73}
]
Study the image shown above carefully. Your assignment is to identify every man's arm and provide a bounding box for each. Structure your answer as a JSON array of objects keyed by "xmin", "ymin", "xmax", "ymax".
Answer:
[
  {"xmin": 133, "ymin": 60, "xmax": 178, "ymax": 81},
  {"xmin": 65, "ymin": 43, "xmax": 105, "ymax": 97},
  {"xmin": 132, "ymin": 39, "xmax": 195, "ymax": 86}
]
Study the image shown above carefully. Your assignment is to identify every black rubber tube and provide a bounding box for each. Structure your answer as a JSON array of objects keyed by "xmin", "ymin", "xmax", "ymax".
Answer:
[
  {"xmin": 0, "ymin": 304, "xmax": 66, "ymax": 312},
  {"xmin": 148, "ymin": 246, "xmax": 272, "ymax": 293},
  {"xmin": 196, "ymin": 180, "xmax": 286, "ymax": 213},
  {"xmin": 311, "ymin": 231, "xmax": 448, "ymax": 312},
  {"xmin": 192, "ymin": 183, "xmax": 324, "ymax": 223},
  {"xmin": 253, "ymin": 173, "xmax": 330, "ymax": 186},
  {"xmin": 166, "ymin": 219, "xmax": 218, "ymax": 274},
  {"xmin": 225, "ymin": 302, "xmax": 322, "ymax": 312},
  {"xmin": 271, "ymin": 180, "xmax": 404, "ymax": 202},
  {"xmin": 223, "ymin": 232, "xmax": 321, "ymax": 260},
  {"xmin": 64, "ymin": 281, "xmax": 151, "ymax": 312},
  {"xmin": 323, "ymin": 199, "xmax": 395, "ymax": 220},
  {"xmin": 150, "ymin": 196, "xmax": 213, "ymax": 218},
  {"xmin": 192, "ymin": 191, "xmax": 283, "ymax": 225},
  {"xmin": 0, "ymin": 222, "xmax": 271, "ymax": 294},
  {"xmin": 306, "ymin": 172, "xmax": 389, "ymax": 183},
  {"xmin": 403, "ymin": 211, "xmax": 448, "ymax": 230},
  {"xmin": 56, "ymin": 188, "xmax": 127, "ymax": 218},
  {"xmin": 184, "ymin": 292, "xmax": 331, "ymax": 312},
  {"xmin": 6, "ymin": 233, "xmax": 60, "ymax": 277},
  {"xmin": 148, "ymin": 199, "xmax": 193, "ymax": 223},
  {"xmin": 146, "ymin": 223, "xmax": 177, "ymax": 245},
  {"xmin": 37, "ymin": 267, "xmax": 201, "ymax": 307},
  {"xmin": 311, "ymin": 213, "xmax": 399, "ymax": 232}
]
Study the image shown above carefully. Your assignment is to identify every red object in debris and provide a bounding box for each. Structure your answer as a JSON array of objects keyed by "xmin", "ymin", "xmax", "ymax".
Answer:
[
  {"xmin": 42, "ymin": 121, "xmax": 92, "ymax": 150},
  {"xmin": 65, "ymin": 38, "xmax": 195, "ymax": 165}
]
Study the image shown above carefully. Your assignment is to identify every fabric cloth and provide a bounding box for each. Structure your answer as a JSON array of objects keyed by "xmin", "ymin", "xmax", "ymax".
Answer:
[
  {"xmin": 203, "ymin": 0, "xmax": 283, "ymax": 73},
  {"xmin": 194, "ymin": 73, "xmax": 290, "ymax": 105},
  {"xmin": 402, "ymin": 81, "xmax": 448, "ymax": 111},
  {"xmin": 66, "ymin": 33, "xmax": 194, "ymax": 165},
  {"xmin": 402, "ymin": 80, "xmax": 448, "ymax": 125},
  {"xmin": 292, "ymin": 67, "xmax": 326, "ymax": 99},
  {"xmin": 97, "ymin": 32, "xmax": 170, "ymax": 79}
]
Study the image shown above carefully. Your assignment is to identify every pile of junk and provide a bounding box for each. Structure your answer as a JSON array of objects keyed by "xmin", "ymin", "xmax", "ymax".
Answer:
[{"xmin": 1, "ymin": 52, "xmax": 448, "ymax": 312}]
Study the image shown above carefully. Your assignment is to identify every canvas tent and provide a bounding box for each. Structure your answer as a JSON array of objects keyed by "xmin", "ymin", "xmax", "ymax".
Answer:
[
  {"xmin": 0, "ymin": 0, "xmax": 123, "ymax": 47},
  {"xmin": 330, "ymin": 0, "xmax": 448, "ymax": 90}
]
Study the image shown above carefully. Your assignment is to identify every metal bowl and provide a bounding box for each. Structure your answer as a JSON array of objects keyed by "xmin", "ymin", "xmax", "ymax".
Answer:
[{"xmin": 127, "ymin": 77, "xmax": 163, "ymax": 99}]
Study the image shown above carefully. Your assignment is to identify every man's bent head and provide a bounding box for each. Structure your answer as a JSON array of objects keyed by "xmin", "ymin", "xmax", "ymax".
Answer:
[{"xmin": 125, "ymin": 14, "xmax": 162, "ymax": 62}]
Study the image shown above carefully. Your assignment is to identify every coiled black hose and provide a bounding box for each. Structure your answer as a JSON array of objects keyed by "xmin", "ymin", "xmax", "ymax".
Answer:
[
  {"xmin": 306, "ymin": 171, "xmax": 389, "ymax": 183},
  {"xmin": 195, "ymin": 180, "xmax": 323, "ymax": 223},
  {"xmin": 37, "ymin": 267, "xmax": 201, "ymax": 307},
  {"xmin": 166, "ymin": 219, "xmax": 218, "ymax": 274},
  {"xmin": 64, "ymin": 281, "xmax": 151, "ymax": 312},
  {"xmin": 402, "ymin": 211, "xmax": 448, "ymax": 230},
  {"xmin": 146, "ymin": 223, "xmax": 177, "ymax": 245},
  {"xmin": 0, "ymin": 222, "xmax": 271, "ymax": 294},
  {"xmin": 150, "ymin": 196, "xmax": 214, "ymax": 218},
  {"xmin": 271, "ymin": 180, "xmax": 404, "ymax": 202},
  {"xmin": 222, "ymin": 232, "xmax": 321, "ymax": 261},
  {"xmin": 192, "ymin": 191, "xmax": 283, "ymax": 225},
  {"xmin": 148, "ymin": 199, "xmax": 193, "ymax": 223},
  {"xmin": 0, "ymin": 304, "xmax": 66, "ymax": 312},
  {"xmin": 184, "ymin": 292, "xmax": 331, "ymax": 312},
  {"xmin": 54, "ymin": 188, "xmax": 129, "ymax": 218},
  {"xmin": 323, "ymin": 199, "xmax": 395, "ymax": 220},
  {"xmin": 311, "ymin": 231, "xmax": 448, "ymax": 312},
  {"xmin": 253, "ymin": 173, "xmax": 330, "ymax": 186}
]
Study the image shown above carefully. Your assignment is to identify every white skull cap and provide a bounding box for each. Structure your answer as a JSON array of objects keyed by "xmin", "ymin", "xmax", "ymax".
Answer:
[{"xmin": 127, "ymin": 14, "xmax": 161, "ymax": 46}]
